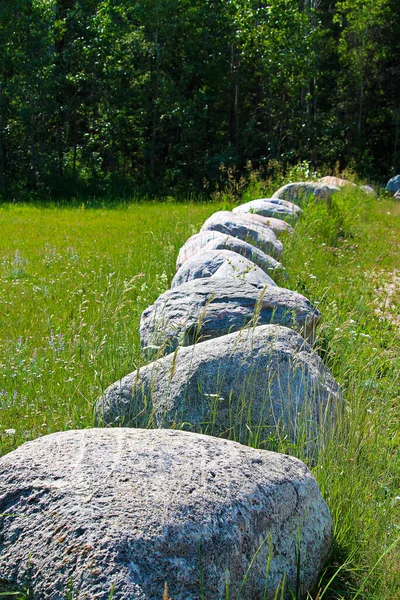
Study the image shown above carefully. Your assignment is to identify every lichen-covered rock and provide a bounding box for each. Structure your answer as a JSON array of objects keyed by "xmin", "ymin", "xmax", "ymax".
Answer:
[
  {"xmin": 140, "ymin": 278, "xmax": 320, "ymax": 353},
  {"xmin": 232, "ymin": 199, "xmax": 301, "ymax": 221},
  {"xmin": 271, "ymin": 182, "xmax": 340, "ymax": 205},
  {"xmin": 172, "ymin": 249, "xmax": 277, "ymax": 289},
  {"xmin": 0, "ymin": 428, "xmax": 334, "ymax": 600},
  {"xmin": 200, "ymin": 211, "xmax": 283, "ymax": 258},
  {"xmin": 386, "ymin": 175, "xmax": 400, "ymax": 194},
  {"xmin": 98, "ymin": 325, "xmax": 340, "ymax": 447}
]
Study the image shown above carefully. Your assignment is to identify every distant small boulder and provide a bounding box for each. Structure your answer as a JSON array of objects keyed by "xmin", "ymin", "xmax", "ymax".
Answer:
[
  {"xmin": 140, "ymin": 277, "xmax": 320, "ymax": 353},
  {"xmin": 386, "ymin": 175, "xmax": 400, "ymax": 194},
  {"xmin": 200, "ymin": 211, "xmax": 283, "ymax": 258},
  {"xmin": 319, "ymin": 176, "xmax": 356, "ymax": 188},
  {"xmin": 0, "ymin": 428, "xmax": 334, "ymax": 600},
  {"xmin": 172, "ymin": 249, "xmax": 276, "ymax": 289},
  {"xmin": 320, "ymin": 176, "xmax": 377, "ymax": 197},
  {"xmin": 272, "ymin": 182, "xmax": 340, "ymax": 205},
  {"xmin": 360, "ymin": 184, "xmax": 377, "ymax": 197}
]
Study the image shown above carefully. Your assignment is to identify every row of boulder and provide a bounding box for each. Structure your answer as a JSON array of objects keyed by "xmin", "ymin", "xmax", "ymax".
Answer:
[{"xmin": 1, "ymin": 180, "xmax": 358, "ymax": 600}]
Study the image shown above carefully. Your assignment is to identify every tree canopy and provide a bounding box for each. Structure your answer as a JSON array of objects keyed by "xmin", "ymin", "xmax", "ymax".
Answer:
[{"xmin": 0, "ymin": 0, "xmax": 399, "ymax": 198}]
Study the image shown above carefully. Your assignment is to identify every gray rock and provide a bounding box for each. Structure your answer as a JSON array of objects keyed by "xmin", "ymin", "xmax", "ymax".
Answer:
[
  {"xmin": 98, "ymin": 325, "xmax": 340, "ymax": 448},
  {"xmin": 177, "ymin": 232, "xmax": 285, "ymax": 275},
  {"xmin": 140, "ymin": 278, "xmax": 320, "ymax": 353},
  {"xmin": 360, "ymin": 184, "xmax": 377, "ymax": 197},
  {"xmin": 200, "ymin": 211, "xmax": 284, "ymax": 258},
  {"xmin": 172, "ymin": 250, "xmax": 277, "ymax": 289},
  {"xmin": 232, "ymin": 199, "xmax": 301, "ymax": 221},
  {"xmin": 176, "ymin": 231, "xmax": 227, "ymax": 268},
  {"xmin": 238, "ymin": 213, "xmax": 294, "ymax": 235},
  {"xmin": 319, "ymin": 176, "xmax": 377, "ymax": 197},
  {"xmin": 386, "ymin": 175, "xmax": 400, "ymax": 194},
  {"xmin": 271, "ymin": 182, "xmax": 340, "ymax": 205},
  {"xmin": 0, "ymin": 428, "xmax": 333, "ymax": 600}
]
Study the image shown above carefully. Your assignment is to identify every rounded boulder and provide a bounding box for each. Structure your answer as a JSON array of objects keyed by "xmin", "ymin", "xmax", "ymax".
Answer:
[
  {"xmin": 99, "ymin": 325, "xmax": 341, "ymax": 450},
  {"xmin": 200, "ymin": 211, "xmax": 283, "ymax": 258},
  {"xmin": 172, "ymin": 249, "xmax": 277, "ymax": 289},
  {"xmin": 0, "ymin": 428, "xmax": 333, "ymax": 600},
  {"xmin": 139, "ymin": 278, "xmax": 320, "ymax": 353}
]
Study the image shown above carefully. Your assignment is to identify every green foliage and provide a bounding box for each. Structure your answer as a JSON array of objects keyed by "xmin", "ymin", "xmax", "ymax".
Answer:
[{"xmin": 0, "ymin": 0, "xmax": 399, "ymax": 199}]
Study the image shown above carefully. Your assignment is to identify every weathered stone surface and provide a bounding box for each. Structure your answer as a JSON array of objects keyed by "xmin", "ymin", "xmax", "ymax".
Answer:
[
  {"xmin": 271, "ymin": 182, "xmax": 340, "ymax": 205},
  {"xmin": 386, "ymin": 175, "xmax": 400, "ymax": 194},
  {"xmin": 319, "ymin": 176, "xmax": 356, "ymax": 188},
  {"xmin": 99, "ymin": 325, "xmax": 340, "ymax": 447},
  {"xmin": 239, "ymin": 213, "xmax": 294, "ymax": 235},
  {"xmin": 177, "ymin": 232, "xmax": 284, "ymax": 274},
  {"xmin": 0, "ymin": 428, "xmax": 333, "ymax": 600},
  {"xmin": 200, "ymin": 211, "xmax": 284, "ymax": 258},
  {"xmin": 232, "ymin": 198, "xmax": 301, "ymax": 221},
  {"xmin": 140, "ymin": 278, "xmax": 320, "ymax": 353},
  {"xmin": 172, "ymin": 249, "xmax": 277, "ymax": 289}
]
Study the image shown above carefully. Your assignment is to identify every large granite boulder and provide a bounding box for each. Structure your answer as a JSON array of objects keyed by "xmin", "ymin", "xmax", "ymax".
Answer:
[
  {"xmin": 200, "ymin": 211, "xmax": 284, "ymax": 258},
  {"xmin": 176, "ymin": 231, "xmax": 284, "ymax": 274},
  {"xmin": 140, "ymin": 278, "xmax": 320, "ymax": 353},
  {"xmin": 232, "ymin": 199, "xmax": 301, "ymax": 221},
  {"xmin": 239, "ymin": 213, "xmax": 294, "ymax": 235},
  {"xmin": 386, "ymin": 175, "xmax": 400, "ymax": 194},
  {"xmin": 98, "ymin": 325, "xmax": 340, "ymax": 447},
  {"xmin": 0, "ymin": 428, "xmax": 333, "ymax": 600},
  {"xmin": 172, "ymin": 249, "xmax": 277, "ymax": 289},
  {"xmin": 271, "ymin": 182, "xmax": 340, "ymax": 205}
]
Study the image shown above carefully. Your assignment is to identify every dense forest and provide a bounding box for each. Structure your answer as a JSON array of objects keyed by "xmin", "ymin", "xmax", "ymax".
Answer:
[{"xmin": 0, "ymin": 0, "xmax": 399, "ymax": 198}]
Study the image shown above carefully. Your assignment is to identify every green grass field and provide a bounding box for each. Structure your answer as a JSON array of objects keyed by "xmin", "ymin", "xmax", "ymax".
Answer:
[{"xmin": 0, "ymin": 189, "xmax": 399, "ymax": 599}]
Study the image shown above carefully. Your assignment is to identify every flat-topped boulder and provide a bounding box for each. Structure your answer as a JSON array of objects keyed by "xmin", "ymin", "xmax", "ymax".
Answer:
[
  {"xmin": 140, "ymin": 278, "xmax": 320, "ymax": 353},
  {"xmin": 98, "ymin": 325, "xmax": 340, "ymax": 446},
  {"xmin": 176, "ymin": 231, "xmax": 284, "ymax": 274},
  {"xmin": 272, "ymin": 182, "xmax": 340, "ymax": 205},
  {"xmin": 200, "ymin": 211, "xmax": 283, "ymax": 258},
  {"xmin": 232, "ymin": 198, "xmax": 301, "ymax": 221},
  {"xmin": 172, "ymin": 249, "xmax": 276, "ymax": 289},
  {"xmin": 0, "ymin": 428, "xmax": 333, "ymax": 600}
]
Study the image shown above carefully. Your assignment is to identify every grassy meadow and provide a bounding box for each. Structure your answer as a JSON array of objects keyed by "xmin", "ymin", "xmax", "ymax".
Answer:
[{"xmin": 0, "ymin": 188, "xmax": 399, "ymax": 599}]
